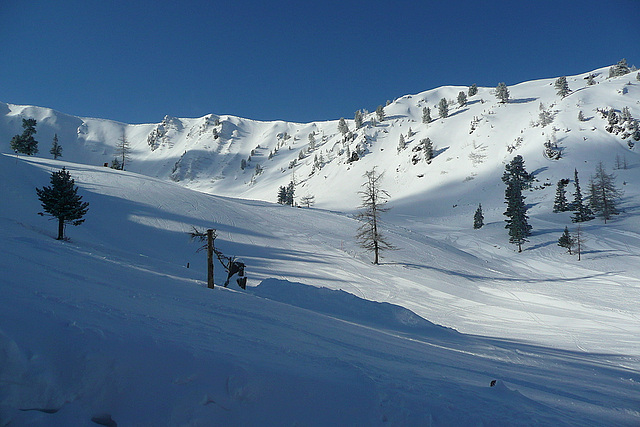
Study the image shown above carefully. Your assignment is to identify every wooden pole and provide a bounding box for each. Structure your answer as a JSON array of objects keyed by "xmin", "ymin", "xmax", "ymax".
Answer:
[{"xmin": 207, "ymin": 229, "xmax": 214, "ymax": 289}]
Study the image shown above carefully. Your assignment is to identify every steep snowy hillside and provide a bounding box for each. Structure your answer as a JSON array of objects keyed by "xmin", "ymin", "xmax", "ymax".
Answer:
[
  {"xmin": 2, "ymin": 65, "xmax": 639, "ymax": 219},
  {"xmin": 1, "ymin": 155, "xmax": 639, "ymax": 425}
]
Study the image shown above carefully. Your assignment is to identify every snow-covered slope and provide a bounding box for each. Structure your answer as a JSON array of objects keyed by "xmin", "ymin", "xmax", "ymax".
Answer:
[
  {"xmin": 1, "ymin": 64, "xmax": 640, "ymax": 425},
  {"xmin": 2, "ymin": 66, "xmax": 639, "ymax": 217},
  {"xmin": 1, "ymin": 155, "xmax": 639, "ymax": 425}
]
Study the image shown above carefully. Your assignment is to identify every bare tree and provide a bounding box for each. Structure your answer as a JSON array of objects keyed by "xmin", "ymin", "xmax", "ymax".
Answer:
[
  {"xmin": 588, "ymin": 162, "xmax": 622, "ymax": 223},
  {"xmin": 114, "ymin": 131, "xmax": 131, "ymax": 170},
  {"xmin": 574, "ymin": 224, "xmax": 586, "ymax": 261},
  {"xmin": 190, "ymin": 228, "xmax": 217, "ymax": 288},
  {"xmin": 299, "ymin": 194, "xmax": 315, "ymax": 208},
  {"xmin": 189, "ymin": 227, "xmax": 247, "ymax": 289},
  {"xmin": 355, "ymin": 167, "xmax": 395, "ymax": 264}
]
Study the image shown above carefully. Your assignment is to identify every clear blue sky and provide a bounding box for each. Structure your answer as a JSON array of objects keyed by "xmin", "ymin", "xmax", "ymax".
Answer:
[{"xmin": 1, "ymin": 0, "xmax": 637, "ymax": 124}]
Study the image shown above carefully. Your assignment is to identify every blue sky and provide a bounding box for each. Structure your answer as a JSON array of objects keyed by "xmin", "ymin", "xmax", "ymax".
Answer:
[{"xmin": 1, "ymin": 0, "xmax": 637, "ymax": 124}]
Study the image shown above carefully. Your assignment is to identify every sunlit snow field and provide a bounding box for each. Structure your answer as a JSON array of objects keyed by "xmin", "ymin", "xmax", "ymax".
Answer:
[{"xmin": 1, "ymin": 66, "xmax": 639, "ymax": 425}]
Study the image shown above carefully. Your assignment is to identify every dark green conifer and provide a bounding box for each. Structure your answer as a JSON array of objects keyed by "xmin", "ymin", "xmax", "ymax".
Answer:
[
  {"xmin": 558, "ymin": 226, "xmax": 574, "ymax": 254},
  {"xmin": 553, "ymin": 179, "xmax": 570, "ymax": 212},
  {"xmin": 473, "ymin": 204, "xmax": 484, "ymax": 229},
  {"xmin": 10, "ymin": 118, "xmax": 39, "ymax": 155},
  {"xmin": 36, "ymin": 168, "xmax": 89, "ymax": 240}
]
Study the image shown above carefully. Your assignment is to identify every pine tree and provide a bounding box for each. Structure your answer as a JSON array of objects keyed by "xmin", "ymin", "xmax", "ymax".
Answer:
[
  {"xmin": 501, "ymin": 155, "xmax": 534, "ymax": 190},
  {"xmin": 422, "ymin": 138, "xmax": 433, "ymax": 162},
  {"xmin": 554, "ymin": 76, "xmax": 571, "ymax": 98},
  {"xmin": 570, "ymin": 169, "xmax": 595, "ymax": 223},
  {"xmin": 422, "ymin": 107, "xmax": 432, "ymax": 124},
  {"xmin": 438, "ymin": 98, "xmax": 448, "ymax": 118},
  {"xmin": 338, "ymin": 117, "xmax": 349, "ymax": 135},
  {"xmin": 354, "ymin": 110, "xmax": 363, "ymax": 129},
  {"xmin": 557, "ymin": 226, "xmax": 574, "ymax": 255},
  {"xmin": 504, "ymin": 179, "xmax": 531, "ymax": 252},
  {"xmin": 376, "ymin": 105, "xmax": 385, "ymax": 122},
  {"xmin": 588, "ymin": 162, "xmax": 622, "ymax": 223},
  {"xmin": 10, "ymin": 118, "xmax": 39, "ymax": 155},
  {"xmin": 277, "ymin": 186, "xmax": 287, "ymax": 204},
  {"xmin": 285, "ymin": 181, "xmax": 295, "ymax": 206},
  {"xmin": 553, "ymin": 178, "xmax": 570, "ymax": 212},
  {"xmin": 503, "ymin": 156, "xmax": 532, "ymax": 252},
  {"xmin": 397, "ymin": 134, "xmax": 406, "ymax": 153},
  {"xmin": 495, "ymin": 82, "xmax": 509, "ymax": 103},
  {"xmin": 457, "ymin": 91, "xmax": 467, "ymax": 107},
  {"xmin": 355, "ymin": 167, "xmax": 395, "ymax": 264},
  {"xmin": 473, "ymin": 203, "xmax": 484, "ymax": 229},
  {"xmin": 578, "ymin": 110, "xmax": 586, "ymax": 122},
  {"xmin": 36, "ymin": 168, "xmax": 89, "ymax": 240},
  {"xmin": 586, "ymin": 74, "xmax": 595, "ymax": 85},
  {"xmin": 609, "ymin": 58, "xmax": 630, "ymax": 77},
  {"xmin": 308, "ymin": 133, "xmax": 316, "ymax": 151},
  {"xmin": 50, "ymin": 133, "xmax": 62, "ymax": 159},
  {"xmin": 468, "ymin": 84, "xmax": 478, "ymax": 97}
]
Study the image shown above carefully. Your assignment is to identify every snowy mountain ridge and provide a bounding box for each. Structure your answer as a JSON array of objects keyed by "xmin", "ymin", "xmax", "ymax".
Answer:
[{"xmin": 2, "ymin": 64, "xmax": 639, "ymax": 216}]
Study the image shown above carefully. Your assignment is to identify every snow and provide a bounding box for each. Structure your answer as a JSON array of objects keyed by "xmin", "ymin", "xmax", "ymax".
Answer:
[{"xmin": 1, "ymin": 65, "xmax": 640, "ymax": 425}]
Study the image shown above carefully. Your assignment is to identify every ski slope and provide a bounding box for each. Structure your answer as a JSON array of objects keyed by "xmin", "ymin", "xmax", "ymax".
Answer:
[{"xmin": 1, "ymin": 154, "xmax": 639, "ymax": 425}]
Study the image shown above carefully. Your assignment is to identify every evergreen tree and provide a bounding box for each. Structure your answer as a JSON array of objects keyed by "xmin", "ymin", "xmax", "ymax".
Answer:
[
  {"xmin": 397, "ymin": 134, "xmax": 406, "ymax": 153},
  {"xmin": 578, "ymin": 110, "xmax": 586, "ymax": 122},
  {"xmin": 36, "ymin": 167, "xmax": 89, "ymax": 240},
  {"xmin": 553, "ymin": 178, "xmax": 570, "ymax": 212},
  {"xmin": 240, "ymin": 158, "xmax": 247, "ymax": 170},
  {"xmin": 588, "ymin": 162, "xmax": 622, "ymax": 223},
  {"xmin": 376, "ymin": 105, "xmax": 385, "ymax": 122},
  {"xmin": 438, "ymin": 98, "xmax": 448, "ymax": 118},
  {"xmin": 10, "ymin": 118, "xmax": 39, "ymax": 155},
  {"xmin": 495, "ymin": 82, "xmax": 509, "ymax": 103},
  {"xmin": 308, "ymin": 133, "xmax": 316, "ymax": 151},
  {"xmin": 554, "ymin": 76, "xmax": 571, "ymax": 98},
  {"xmin": 338, "ymin": 117, "xmax": 349, "ymax": 135},
  {"xmin": 422, "ymin": 138, "xmax": 433, "ymax": 162},
  {"xmin": 355, "ymin": 167, "xmax": 395, "ymax": 264},
  {"xmin": 504, "ymin": 179, "xmax": 531, "ymax": 252},
  {"xmin": 354, "ymin": 110, "xmax": 363, "ymax": 129},
  {"xmin": 285, "ymin": 181, "xmax": 295, "ymax": 206},
  {"xmin": 473, "ymin": 203, "xmax": 484, "ymax": 229},
  {"xmin": 277, "ymin": 186, "xmax": 287, "ymax": 204},
  {"xmin": 609, "ymin": 58, "xmax": 630, "ymax": 77},
  {"xmin": 457, "ymin": 91, "xmax": 467, "ymax": 107},
  {"xmin": 586, "ymin": 74, "xmax": 596, "ymax": 85},
  {"xmin": 111, "ymin": 158, "xmax": 122, "ymax": 170},
  {"xmin": 501, "ymin": 155, "xmax": 534, "ymax": 190},
  {"xmin": 570, "ymin": 169, "xmax": 595, "ymax": 223},
  {"xmin": 50, "ymin": 133, "xmax": 62, "ymax": 159},
  {"xmin": 557, "ymin": 226, "xmax": 575, "ymax": 255},
  {"xmin": 422, "ymin": 106, "xmax": 432, "ymax": 124},
  {"xmin": 468, "ymin": 83, "xmax": 478, "ymax": 97},
  {"xmin": 503, "ymin": 156, "xmax": 532, "ymax": 252}
]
